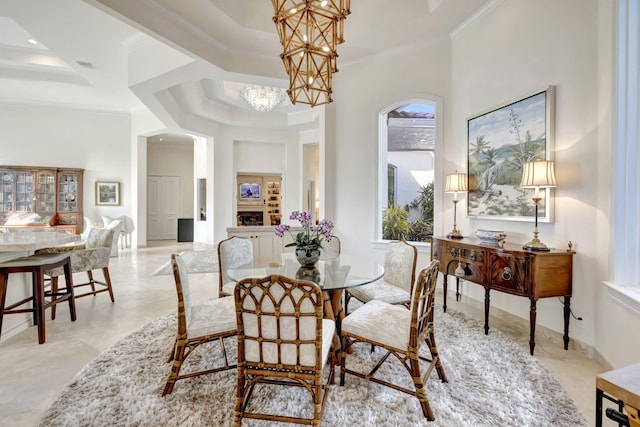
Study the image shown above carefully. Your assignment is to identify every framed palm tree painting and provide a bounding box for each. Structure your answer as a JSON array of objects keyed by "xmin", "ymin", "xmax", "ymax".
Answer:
[{"xmin": 467, "ymin": 86, "xmax": 555, "ymax": 222}]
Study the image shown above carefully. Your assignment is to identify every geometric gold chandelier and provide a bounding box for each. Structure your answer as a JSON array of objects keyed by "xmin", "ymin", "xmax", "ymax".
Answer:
[{"xmin": 272, "ymin": 0, "xmax": 351, "ymax": 107}]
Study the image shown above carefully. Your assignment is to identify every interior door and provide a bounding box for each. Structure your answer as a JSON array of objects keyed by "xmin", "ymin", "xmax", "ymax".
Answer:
[{"xmin": 148, "ymin": 175, "xmax": 180, "ymax": 240}]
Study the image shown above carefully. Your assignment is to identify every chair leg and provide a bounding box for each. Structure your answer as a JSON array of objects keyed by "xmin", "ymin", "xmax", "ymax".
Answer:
[
  {"xmin": 50, "ymin": 276, "xmax": 59, "ymax": 320},
  {"xmin": 63, "ymin": 259, "xmax": 77, "ymax": 322},
  {"xmin": 102, "ymin": 267, "xmax": 115, "ymax": 302},
  {"xmin": 344, "ymin": 291, "xmax": 350, "ymax": 315},
  {"xmin": 0, "ymin": 272, "xmax": 9, "ymax": 341},
  {"xmin": 409, "ymin": 356, "xmax": 435, "ymax": 421},
  {"xmin": 162, "ymin": 342, "xmax": 186, "ymax": 396},
  {"xmin": 87, "ymin": 271, "xmax": 96, "ymax": 294},
  {"xmin": 427, "ymin": 332, "xmax": 448, "ymax": 382},
  {"xmin": 34, "ymin": 267, "xmax": 46, "ymax": 345}
]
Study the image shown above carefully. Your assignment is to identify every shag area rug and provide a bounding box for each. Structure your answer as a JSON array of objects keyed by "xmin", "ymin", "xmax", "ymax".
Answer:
[
  {"xmin": 40, "ymin": 307, "xmax": 587, "ymax": 427},
  {"xmin": 152, "ymin": 250, "xmax": 218, "ymax": 276}
]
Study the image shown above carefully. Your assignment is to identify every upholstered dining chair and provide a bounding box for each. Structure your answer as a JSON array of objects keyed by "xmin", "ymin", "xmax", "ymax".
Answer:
[
  {"xmin": 344, "ymin": 240, "xmax": 417, "ymax": 314},
  {"xmin": 340, "ymin": 260, "xmax": 448, "ymax": 421},
  {"xmin": 162, "ymin": 253, "xmax": 237, "ymax": 396},
  {"xmin": 38, "ymin": 227, "xmax": 117, "ymax": 318},
  {"xmin": 322, "ymin": 235, "xmax": 341, "ymax": 259},
  {"xmin": 234, "ymin": 274, "xmax": 335, "ymax": 426},
  {"xmin": 217, "ymin": 236, "xmax": 254, "ymax": 297}
]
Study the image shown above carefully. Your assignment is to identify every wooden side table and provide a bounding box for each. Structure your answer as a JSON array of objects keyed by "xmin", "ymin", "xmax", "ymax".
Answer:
[{"xmin": 596, "ymin": 363, "xmax": 640, "ymax": 427}]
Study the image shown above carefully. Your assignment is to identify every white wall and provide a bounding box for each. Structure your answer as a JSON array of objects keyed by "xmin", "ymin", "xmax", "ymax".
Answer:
[
  {"xmin": 211, "ymin": 126, "xmax": 302, "ymax": 245},
  {"xmin": 147, "ymin": 141, "xmax": 194, "ymax": 219},
  {"xmin": 0, "ymin": 103, "xmax": 133, "ymax": 222},
  {"xmin": 447, "ymin": 0, "xmax": 636, "ymax": 366},
  {"xmin": 327, "ymin": 0, "xmax": 635, "ymax": 366},
  {"xmin": 0, "ymin": 102, "xmax": 133, "ymax": 337},
  {"xmin": 331, "ymin": 39, "xmax": 452, "ymax": 267}
]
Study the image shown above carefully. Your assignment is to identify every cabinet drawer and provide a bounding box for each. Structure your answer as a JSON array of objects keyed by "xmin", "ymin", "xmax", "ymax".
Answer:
[
  {"xmin": 445, "ymin": 246, "xmax": 485, "ymax": 284},
  {"xmin": 490, "ymin": 253, "xmax": 527, "ymax": 294}
]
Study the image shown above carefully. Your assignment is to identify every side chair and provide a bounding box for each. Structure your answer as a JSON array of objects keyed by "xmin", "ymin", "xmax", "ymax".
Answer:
[
  {"xmin": 340, "ymin": 260, "xmax": 448, "ymax": 421},
  {"xmin": 344, "ymin": 240, "xmax": 417, "ymax": 314},
  {"xmin": 217, "ymin": 236, "xmax": 254, "ymax": 297},
  {"xmin": 234, "ymin": 274, "xmax": 335, "ymax": 426},
  {"xmin": 162, "ymin": 253, "xmax": 237, "ymax": 396},
  {"xmin": 322, "ymin": 235, "xmax": 341, "ymax": 259},
  {"xmin": 38, "ymin": 227, "xmax": 118, "ymax": 318}
]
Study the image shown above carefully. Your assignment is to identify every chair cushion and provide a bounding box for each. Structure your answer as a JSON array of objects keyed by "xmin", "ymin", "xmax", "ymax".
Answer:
[
  {"xmin": 45, "ymin": 247, "xmax": 111, "ymax": 277},
  {"xmin": 341, "ymin": 299, "xmax": 410, "ymax": 350},
  {"xmin": 187, "ymin": 296, "xmax": 237, "ymax": 337},
  {"xmin": 321, "ymin": 318, "xmax": 336, "ymax": 368},
  {"xmin": 383, "ymin": 241, "xmax": 416, "ymax": 292},
  {"xmin": 347, "ymin": 279, "xmax": 411, "ymax": 304},
  {"xmin": 221, "ymin": 281, "xmax": 236, "ymax": 297},
  {"xmin": 103, "ymin": 220, "xmax": 123, "ymax": 256},
  {"xmin": 86, "ymin": 228, "xmax": 115, "ymax": 249}
]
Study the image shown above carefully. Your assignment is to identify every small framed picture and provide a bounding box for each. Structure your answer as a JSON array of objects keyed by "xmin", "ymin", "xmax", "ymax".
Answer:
[{"xmin": 95, "ymin": 181, "xmax": 120, "ymax": 206}]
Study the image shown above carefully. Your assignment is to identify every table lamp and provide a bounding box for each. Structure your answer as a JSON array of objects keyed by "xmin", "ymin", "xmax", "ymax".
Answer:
[
  {"xmin": 519, "ymin": 160, "xmax": 557, "ymax": 251},
  {"xmin": 445, "ymin": 172, "xmax": 468, "ymax": 239}
]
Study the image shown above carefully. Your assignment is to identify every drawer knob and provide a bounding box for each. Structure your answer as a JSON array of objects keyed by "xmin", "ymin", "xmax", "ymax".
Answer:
[{"xmin": 501, "ymin": 267, "xmax": 512, "ymax": 281}]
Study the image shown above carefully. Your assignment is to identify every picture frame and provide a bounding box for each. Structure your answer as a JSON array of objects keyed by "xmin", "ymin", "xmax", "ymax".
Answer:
[
  {"xmin": 467, "ymin": 86, "xmax": 555, "ymax": 222},
  {"xmin": 95, "ymin": 181, "xmax": 120, "ymax": 206}
]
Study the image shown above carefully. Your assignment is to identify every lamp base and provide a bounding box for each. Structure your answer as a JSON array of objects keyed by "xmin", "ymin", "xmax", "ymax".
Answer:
[
  {"xmin": 447, "ymin": 229, "xmax": 464, "ymax": 239},
  {"xmin": 522, "ymin": 239, "xmax": 551, "ymax": 251}
]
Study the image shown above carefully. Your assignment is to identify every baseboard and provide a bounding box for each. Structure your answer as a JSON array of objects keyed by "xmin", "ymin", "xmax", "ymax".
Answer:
[
  {"xmin": 0, "ymin": 317, "xmax": 31, "ymax": 344},
  {"xmin": 444, "ymin": 289, "xmax": 613, "ymax": 371}
]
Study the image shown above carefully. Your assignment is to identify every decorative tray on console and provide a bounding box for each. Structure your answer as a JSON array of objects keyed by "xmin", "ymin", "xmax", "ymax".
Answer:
[{"xmin": 475, "ymin": 229, "xmax": 507, "ymax": 245}]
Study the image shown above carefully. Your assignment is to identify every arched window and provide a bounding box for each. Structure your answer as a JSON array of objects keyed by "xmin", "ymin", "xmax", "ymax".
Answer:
[{"xmin": 378, "ymin": 99, "xmax": 440, "ymax": 243}]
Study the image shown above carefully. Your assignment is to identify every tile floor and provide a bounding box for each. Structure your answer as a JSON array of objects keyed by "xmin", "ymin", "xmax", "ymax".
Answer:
[{"xmin": 0, "ymin": 241, "xmax": 615, "ymax": 426}]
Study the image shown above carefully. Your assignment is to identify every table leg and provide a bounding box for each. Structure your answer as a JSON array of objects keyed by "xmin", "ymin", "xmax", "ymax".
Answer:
[
  {"xmin": 529, "ymin": 298, "xmax": 537, "ymax": 355},
  {"xmin": 596, "ymin": 388, "xmax": 603, "ymax": 427},
  {"xmin": 484, "ymin": 287, "xmax": 490, "ymax": 335},
  {"xmin": 455, "ymin": 277, "xmax": 461, "ymax": 301},
  {"xmin": 563, "ymin": 296, "xmax": 570, "ymax": 350},
  {"xmin": 442, "ymin": 273, "xmax": 448, "ymax": 313}
]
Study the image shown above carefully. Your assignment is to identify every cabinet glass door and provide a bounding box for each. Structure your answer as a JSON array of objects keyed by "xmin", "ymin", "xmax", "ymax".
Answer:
[
  {"xmin": 58, "ymin": 173, "xmax": 79, "ymax": 211},
  {"xmin": 36, "ymin": 172, "xmax": 56, "ymax": 213},
  {"xmin": 15, "ymin": 172, "xmax": 34, "ymax": 211},
  {"xmin": 0, "ymin": 172, "xmax": 13, "ymax": 212}
]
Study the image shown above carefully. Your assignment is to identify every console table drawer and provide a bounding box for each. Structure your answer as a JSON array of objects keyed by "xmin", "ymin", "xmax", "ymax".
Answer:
[
  {"xmin": 448, "ymin": 246, "xmax": 484, "ymax": 264},
  {"xmin": 490, "ymin": 253, "xmax": 527, "ymax": 294}
]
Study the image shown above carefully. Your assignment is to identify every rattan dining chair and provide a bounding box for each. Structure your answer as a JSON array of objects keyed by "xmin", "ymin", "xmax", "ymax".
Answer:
[
  {"xmin": 217, "ymin": 236, "xmax": 254, "ymax": 297},
  {"xmin": 344, "ymin": 240, "xmax": 417, "ymax": 314},
  {"xmin": 340, "ymin": 260, "xmax": 448, "ymax": 421},
  {"xmin": 234, "ymin": 274, "xmax": 335, "ymax": 426},
  {"xmin": 162, "ymin": 253, "xmax": 237, "ymax": 396}
]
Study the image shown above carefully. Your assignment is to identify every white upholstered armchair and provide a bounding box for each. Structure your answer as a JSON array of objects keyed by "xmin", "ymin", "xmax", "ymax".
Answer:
[{"xmin": 38, "ymin": 227, "xmax": 117, "ymax": 313}]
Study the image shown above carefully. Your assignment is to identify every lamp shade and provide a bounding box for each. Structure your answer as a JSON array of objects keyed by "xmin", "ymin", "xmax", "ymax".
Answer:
[
  {"xmin": 445, "ymin": 173, "xmax": 468, "ymax": 193},
  {"xmin": 520, "ymin": 161, "xmax": 557, "ymax": 188}
]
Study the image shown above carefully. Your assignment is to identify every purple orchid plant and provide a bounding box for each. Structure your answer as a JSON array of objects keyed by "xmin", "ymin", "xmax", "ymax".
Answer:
[{"xmin": 274, "ymin": 210, "xmax": 334, "ymax": 249}]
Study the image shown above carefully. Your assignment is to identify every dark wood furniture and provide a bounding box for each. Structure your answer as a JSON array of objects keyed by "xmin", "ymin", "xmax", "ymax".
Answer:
[
  {"xmin": 596, "ymin": 363, "xmax": 640, "ymax": 427},
  {"xmin": 431, "ymin": 236, "xmax": 574, "ymax": 355},
  {"xmin": 0, "ymin": 253, "xmax": 76, "ymax": 344},
  {"xmin": 0, "ymin": 166, "xmax": 84, "ymax": 234}
]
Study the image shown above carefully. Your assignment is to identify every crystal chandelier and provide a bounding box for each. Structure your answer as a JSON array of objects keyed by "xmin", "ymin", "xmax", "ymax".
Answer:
[
  {"xmin": 239, "ymin": 85, "xmax": 287, "ymax": 112},
  {"xmin": 272, "ymin": 0, "xmax": 351, "ymax": 107}
]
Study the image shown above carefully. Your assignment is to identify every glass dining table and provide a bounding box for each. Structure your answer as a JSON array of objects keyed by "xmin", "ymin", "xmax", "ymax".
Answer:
[{"xmin": 227, "ymin": 252, "xmax": 385, "ymax": 364}]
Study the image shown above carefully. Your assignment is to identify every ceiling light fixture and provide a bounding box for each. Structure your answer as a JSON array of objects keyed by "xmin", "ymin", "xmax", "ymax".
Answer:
[
  {"xmin": 272, "ymin": 0, "xmax": 351, "ymax": 107},
  {"xmin": 239, "ymin": 85, "xmax": 287, "ymax": 112}
]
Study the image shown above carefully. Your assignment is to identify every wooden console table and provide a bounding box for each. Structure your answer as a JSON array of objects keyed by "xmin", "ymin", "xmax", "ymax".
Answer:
[{"xmin": 431, "ymin": 236, "xmax": 574, "ymax": 355}]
